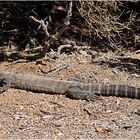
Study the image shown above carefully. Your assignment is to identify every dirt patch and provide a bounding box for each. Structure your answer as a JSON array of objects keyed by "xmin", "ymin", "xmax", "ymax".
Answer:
[{"xmin": 0, "ymin": 53, "xmax": 140, "ymax": 139}]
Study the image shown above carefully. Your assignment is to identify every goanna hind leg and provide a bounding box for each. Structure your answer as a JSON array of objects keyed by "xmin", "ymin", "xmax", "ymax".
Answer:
[{"xmin": 66, "ymin": 86, "xmax": 101, "ymax": 101}]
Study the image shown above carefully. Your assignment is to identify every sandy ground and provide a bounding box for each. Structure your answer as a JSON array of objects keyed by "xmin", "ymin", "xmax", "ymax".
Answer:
[{"xmin": 0, "ymin": 52, "xmax": 140, "ymax": 139}]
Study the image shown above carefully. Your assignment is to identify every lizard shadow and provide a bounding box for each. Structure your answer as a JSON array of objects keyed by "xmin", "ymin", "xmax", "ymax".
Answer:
[
  {"xmin": 0, "ymin": 54, "xmax": 5, "ymax": 62},
  {"xmin": 95, "ymin": 57, "xmax": 140, "ymax": 75}
]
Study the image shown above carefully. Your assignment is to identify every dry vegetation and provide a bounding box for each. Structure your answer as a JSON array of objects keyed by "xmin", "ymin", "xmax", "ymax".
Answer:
[
  {"xmin": 78, "ymin": 1, "xmax": 140, "ymax": 51},
  {"xmin": 0, "ymin": 1, "xmax": 139, "ymax": 60}
]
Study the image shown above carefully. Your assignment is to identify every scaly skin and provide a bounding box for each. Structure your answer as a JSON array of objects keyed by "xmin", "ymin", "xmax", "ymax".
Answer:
[{"xmin": 0, "ymin": 72, "xmax": 140, "ymax": 100}]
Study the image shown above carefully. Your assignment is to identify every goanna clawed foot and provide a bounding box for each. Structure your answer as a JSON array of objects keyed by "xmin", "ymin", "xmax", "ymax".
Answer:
[{"xmin": 66, "ymin": 87, "xmax": 101, "ymax": 101}]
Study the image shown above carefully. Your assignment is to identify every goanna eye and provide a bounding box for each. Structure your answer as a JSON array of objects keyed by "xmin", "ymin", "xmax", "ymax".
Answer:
[{"xmin": 0, "ymin": 78, "xmax": 6, "ymax": 87}]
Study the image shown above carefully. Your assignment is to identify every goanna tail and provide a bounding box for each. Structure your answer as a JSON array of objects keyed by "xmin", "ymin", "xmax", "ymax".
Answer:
[
  {"xmin": 66, "ymin": 83, "xmax": 140, "ymax": 101},
  {"xmin": 96, "ymin": 83, "xmax": 140, "ymax": 99}
]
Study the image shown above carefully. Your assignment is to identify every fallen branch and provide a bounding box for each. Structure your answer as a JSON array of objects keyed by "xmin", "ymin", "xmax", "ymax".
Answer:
[
  {"xmin": 30, "ymin": 1, "xmax": 73, "ymax": 59},
  {"xmin": 0, "ymin": 1, "xmax": 73, "ymax": 61}
]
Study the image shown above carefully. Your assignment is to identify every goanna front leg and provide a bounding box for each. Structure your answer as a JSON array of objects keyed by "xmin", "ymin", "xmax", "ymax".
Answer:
[
  {"xmin": 66, "ymin": 86, "xmax": 101, "ymax": 101},
  {"xmin": 0, "ymin": 77, "xmax": 12, "ymax": 93}
]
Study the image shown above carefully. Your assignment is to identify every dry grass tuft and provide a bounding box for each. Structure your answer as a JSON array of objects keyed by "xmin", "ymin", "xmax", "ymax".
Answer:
[{"xmin": 78, "ymin": 0, "xmax": 140, "ymax": 51}]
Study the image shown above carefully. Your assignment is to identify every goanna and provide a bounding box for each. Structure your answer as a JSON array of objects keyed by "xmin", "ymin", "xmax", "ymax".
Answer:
[{"xmin": 0, "ymin": 72, "xmax": 140, "ymax": 101}]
